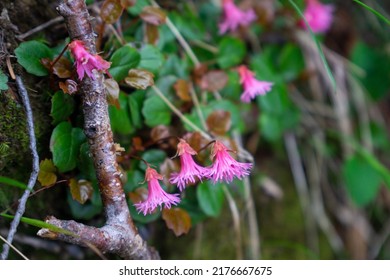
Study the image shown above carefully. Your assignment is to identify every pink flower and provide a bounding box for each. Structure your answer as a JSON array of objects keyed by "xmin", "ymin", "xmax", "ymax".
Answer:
[
  {"xmin": 219, "ymin": 0, "xmax": 257, "ymax": 34},
  {"xmin": 204, "ymin": 140, "xmax": 252, "ymax": 183},
  {"xmin": 238, "ymin": 65, "xmax": 273, "ymax": 103},
  {"xmin": 68, "ymin": 40, "xmax": 111, "ymax": 80},
  {"xmin": 170, "ymin": 139, "xmax": 209, "ymax": 191},
  {"xmin": 134, "ymin": 167, "xmax": 180, "ymax": 215},
  {"xmin": 301, "ymin": 0, "xmax": 334, "ymax": 34}
]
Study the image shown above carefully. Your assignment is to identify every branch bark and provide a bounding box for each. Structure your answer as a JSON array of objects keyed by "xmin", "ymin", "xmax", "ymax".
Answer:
[{"xmin": 37, "ymin": 0, "xmax": 159, "ymax": 260}]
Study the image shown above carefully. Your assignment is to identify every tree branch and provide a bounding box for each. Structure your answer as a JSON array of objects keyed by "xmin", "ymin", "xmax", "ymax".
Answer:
[{"xmin": 36, "ymin": 0, "xmax": 158, "ymax": 260}]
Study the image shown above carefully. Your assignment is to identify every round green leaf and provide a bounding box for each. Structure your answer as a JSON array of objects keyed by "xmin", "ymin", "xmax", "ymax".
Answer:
[
  {"xmin": 142, "ymin": 94, "xmax": 171, "ymax": 127},
  {"xmin": 51, "ymin": 91, "xmax": 75, "ymax": 125},
  {"xmin": 50, "ymin": 122, "xmax": 86, "ymax": 173},
  {"xmin": 138, "ymin": 45, "xmax": 164, "ymax": 74},
  {"xmin": 15, "ymin": 41, "xmax": 53, "ymax": 76},
  {"xmin": 0, "ymin": 71, "xmax": 8, "ymax": 91},
  {"xmin": 109, "ymin": 92, "xmax": 134, "ymax": 134},
  {"xmin": 343, "ymin": 155, "xmax": 382, "ymax": 207},
  {"xmin": 197, "ymin": 181, "xmax": 225, "ymax": 217},
  {"xmin": 217, "ymin": 37, "xmax": 246, "ymax": 69},
  {"xmin": 109, "ymin": 45, "xmax": 140, "ymax": 81}
]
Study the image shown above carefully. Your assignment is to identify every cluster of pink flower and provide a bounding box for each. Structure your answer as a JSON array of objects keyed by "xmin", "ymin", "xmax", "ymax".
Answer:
[{"xmin": 135, "ymin": 139, "xmax": 253, "ymax": 215}]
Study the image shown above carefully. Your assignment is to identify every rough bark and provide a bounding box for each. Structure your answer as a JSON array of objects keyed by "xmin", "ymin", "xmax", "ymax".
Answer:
[{"xmin": 37, "ymin": 0, "xmax": 159, "ymax": 260}]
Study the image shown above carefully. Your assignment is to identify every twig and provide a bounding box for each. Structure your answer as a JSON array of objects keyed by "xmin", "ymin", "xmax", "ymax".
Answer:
[
  {"xmin": 15, "ymin": 16, "xmax": 64, "ymax": 40},
  {"xmin": 222, "ymin": 185, "xmax": 243, "ymax": 260},
  {"xmin": 0, "ymin": 234, "xmax": 29, "ymax": 260},
  {"xmin": 284, "ymin": 132, "xmax": 318, "ymax": 253},
  {"xmin": 0, "ymin": 76, "xmax": 39, "ymax": 260}
]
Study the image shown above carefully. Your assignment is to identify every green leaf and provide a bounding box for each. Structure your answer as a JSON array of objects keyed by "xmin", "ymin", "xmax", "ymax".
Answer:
[
  {"xmin": 0, "ymin": 71, "xmax": 8, "ymax": 90},
  {"xmin": 51, "ymin": 91, "xmax": 75, "ymax": 125},
  {"xmin": 67, "ymin": 192, "xmax": 102, "ymax": 220},
  {"xmin": 138, "ymin": 45, "xmax": 164, "ymax": 74},
  {"xmin": 127, "ymin": 0, "xmax": 149, "ymax": 16},
  {"xmin": 0, "ymin": 213, "xmax": 74, "ymax": 236},
  {"xmin": 142, "ymin": 94, "xmax": 171, "ymax": 127},
  {"xmin": 109, "ymin": 45, "xmax": 140, "ymax": 81},
  {"xmin": 197, "ymin": 181, "xmax": 225, "ymax": 217},
  {"xmin": 343, "ymin": 154, "xmax": 382, "ymax": 207},
  {"xmin": 353, "ymin": 0, "xmax": 390, "ymax": 25},
  {"xmin": 0, "ymin": 176, "xmax": 27, "ymax": 190},
  {"xmin": 128, "ymin": 200, "xmax": 161, "ymax": 223},
  {"xmin": 217, "ymin": 37, "xmax": 246, "ymax": 69},
  {"xmin": 140, "ymin": 149, "xmax": 167, "ymax": 170},
  {"xmin": 109, "ymin": 92, "xmax": 134, "ymax": 134},
  {"xmin": 169, "ymin": 11, "xmax": 205, "ymax": 41},
  {"xmin": 278, "ymin": 43, "xmax": 304, "ymax": 82},
  {"xmin": 50, "ymin": 122, "xmax": 86, "ymax": 173},
  {"xmin": 77, "ymin": 143, "xmax": 96, "ymax": 181},
  {"xmin": 15, "ymin": 41, "xmax": 53, "ymax": 76},
  {"xmin": 128, "ymin": 90, "xmax": 144, "ymax": 129}
]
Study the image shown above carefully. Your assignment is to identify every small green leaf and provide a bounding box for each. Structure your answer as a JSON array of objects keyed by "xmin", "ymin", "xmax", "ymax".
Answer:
[
  {"xmin": 197, "ymin": 181, "xmax": 225, "ymax": 217},
  {"xmin": 51, "ymin": 91, "xmax": 75, "ymax": 125},
  {"xmin": 138, "ymin": 45, "xmax": 164, "ymax": 74},
  {"xmin": 142, "ymin": 94, "xmax": 171, "ymax": 127},
  {"xmin": 77, "ymin": 143, "xmax": 96, "ymax": 181},
  {"xmin": 50, "ymin": 122, "xmax": 86, "ymax": 173},
  {"xmin": 217, "ymin": 37, "xmax": 246, "ymax": 69},
  {"xmin": 15, "ymin": 41, "xmax": 53, "ymax": 76},
  {"xmin": 109, "ymin": 92, "xmax": 134, "ymax": 134},
  {"xmin": 0, "ymin": 71, "xmax": 8, "ymax": 90},
  {"xmin": 128, "ymin": 90, "xmax": 144, "ymax": 129},
  {"xmin": 109, "ymin": 45, "xmax": 140, "ymax": 81},
  {"xmin": 127, "ymin": 0, "xmax": 149, "ymax": 16},
  {"xmin": 0, "ymin": 176, "xmax": 27, "ymax": 190},
  {"xmin": 140, "ymin": 149, "xmax": 167, "ymax": 170},
  {"xmin": 343, "ymin": 154, "xmax": 382, "ymax": 207}
]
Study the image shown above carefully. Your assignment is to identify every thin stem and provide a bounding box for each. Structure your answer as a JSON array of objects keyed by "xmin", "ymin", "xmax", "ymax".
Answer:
[
  {"xmin": 1, "ymin": 76, "xmax": 39, "ymax": 260},
  {"xmin": 0, "ymin": 234, "xmax": 29, "ymax": 260},
  {"xmin": 189, "ymin": 85, "xmax": 207, "ymax": 130},
  {"xmin": 190, "ymin": 39, "xmax": 219, "ymax": 54},
  {"xmin": 222, "ymin": 185, "xmax": 243, "ymax": 260},
  {"xmin": 15, "ymin": 16, "xmax": 64, "ymax": 40}
]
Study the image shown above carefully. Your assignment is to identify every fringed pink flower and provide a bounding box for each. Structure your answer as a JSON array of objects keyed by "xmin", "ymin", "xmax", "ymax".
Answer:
[
  {"xmin": 68, "ymin": 40, "xmax": 111, "ymax": 80},
  {"xmin": 170, "ymin": 139, "xmax": 209, "ymax": 192},
  {"xmin": 238, "ymin": 65, "xmax": 273, "ymax": 103},
  {"xmin": 204, "ymin": 140, "xmax": 252, "ymax": 184},
  {"xmin": 301, "ymin": 0, "xmax": 334, "ymax": 34},
  {"xmin": 135, "ymin": 167, "xmax": 180, "ymax": 215},
  {"xmin": 219, "ymin": 0, "xmax": 257, "ymax": 34}
]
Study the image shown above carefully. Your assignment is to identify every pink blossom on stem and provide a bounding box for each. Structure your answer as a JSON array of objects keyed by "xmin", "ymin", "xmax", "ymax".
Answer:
[
  {"xmin": 204, "ymin": 140, "xmax": 252, "ymax": 184},
  {"xmin": 170, "ymin": 139, "xmax": 209, "ymax": 192},
  {"xmin": 219, "ymin": 0, "xmax": 257, "ymax": 34},
  {"xmin": 135, "ymin": 167, "xmax": 180, "ymax": 216},
  {"xmin": 301, "ymin": 0, "xmax": 334, "ymax": 34},
  {"xmin": 68, "ymin": 40, "xmax": 111, "ymax": 80},
  {"xmin": 238, "ymin": 65, "xmax": 273, "ymax": 103}
]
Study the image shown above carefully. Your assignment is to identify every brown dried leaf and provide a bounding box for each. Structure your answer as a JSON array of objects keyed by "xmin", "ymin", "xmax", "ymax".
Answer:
[
  {"xmin": 128, "ymin": 188, "xmax": 148, "ymax": 204},
  {"xmin": 183, "ymin": 132, "xmax": 209, "ymax": 161},
  {"xmin": 160, "ymin": 158, "xmax": 180, "ymax": 187},
  {"xmin": 192, "ymin": 64, "xmax": 208, "ymax": 86},
  {"xmin": 59, "ymin": 79, "xmax": 78, "ymax": 95},
  {"xmin": 132, "ymin": 137, "xmax": 145, "ymax": 152},
  {"xmin": 120, "ymin": 0, "xmax": 136, "ymax": 8},
  {"xmin": 37, "ymin": 159, "xmax": 57, "ymax": 187},
  {"xmin": 69, "ymin": 178, "xmax": 93, "ymax": 204},
  {"xmin": 150, "ymin": 125, "xmax": 174, "ymax": 149},
  {"xmin": 101, "ymin": 0, "xmax": 124, "ymax": 24},
  {"xmin": 125, "ymin": 69, "xmax": 154, "ymax": 90},
  {"xmin": 173, "ymin": 79, "xmax": 191, "ymax": 101},
  {"xmin": 162, "ymin": 208, "xmax": 191, "ymax": 236},
  {"xmin": 206, "ymin": 110, "xmax": 231, "ymax": 136},
  {"xmin": 52, "ymin": 56, "xmax": 72, "ymax": 78},
  {"xmin": 140, "ymin": 6, "xmax": 167, "ymax": 26},
  {"xmin": 145, "ymin": 23, "xmax": 159, "ymax": 45},
  {"xmin": 200, "ymin": 70, "xmax": 228, "ymax": 92},
  {"xmin": 104, "ymin": 78, "xmax": 120, "ymax": 109}
]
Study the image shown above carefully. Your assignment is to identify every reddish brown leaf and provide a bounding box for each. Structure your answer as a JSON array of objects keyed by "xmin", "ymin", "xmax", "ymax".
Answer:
[
  {"xmin": 140, "ymin": 6, "xmax": 166, "ymax": 26},
  {"xmin": 120, "ymin": 0, "xmax": 136, "ymax": 8},
  {"xmin": 150, "ymin": 125, "xmax": 174, "ymax": 149},
  {"xmin": 37, "ymin": 159, "xmax": 57, "ymax": 187},
  {"xmin": 162, "ymin": 208, "xmax": 191, "ymax": 236},
  {"xmin": 182, "ymin": 132, "xmax": 209, "ymax": 161},
  {"xmin": 206, "ymin": 110, "xmax": 231, "ymax": 136},
  {"xmin": 52, "ymin": 56, "xmax": 72, "ymax": 78},
  {"xmin": 192, "ymin": 63, "xmax": 208, "ymax": 86},
  {"xmin": 104, "ymin": 78, "xmax": 120, "ymax": 109},
  {"xmin": 59, "ymin": 79, "xmax": 78, "ymax": 95},
  {"xmin": 145, "ymin": 23, "xmax": 159, "ymax": 45},
  {"xmin": 254, "ymin": 0, "xmax": 275, "ymax": 25},
  {"xmin": 128, "ymin": 188, "xmax": 148, "ymax": 204},
  {"xmin": 173, "ymin": 79, "xmax": 191, "ymax": 101},
  {"xmin": 101, "ymin": 0, "xmax": 124, "ymax": 24},
  {"xmin": 132, "ymin": 137, "xmax": 145, "ymax": 152},
  {"xmin": 160, "ymin": 158, "xmax": 180, "ymax": 187},
  {"xmin": 124, "ymin": 69, "xmax": 154, "ymax": 90},
  {"xmin": 200, "ymin": 70, "xmax": 228, "ymax": 92},
  {"xmin": 69, "ymin": 178, "xmax": 93, "ymax": 204}
]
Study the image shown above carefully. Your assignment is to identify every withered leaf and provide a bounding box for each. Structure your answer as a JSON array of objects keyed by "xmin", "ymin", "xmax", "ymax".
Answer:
[
  {"xmin": 145, "ymin": 23, "xmax": 159, "ymax": 45},
  {"xmin": 173, "ymin": 79, "xmax": 191, "ymax": 102},
  {"xmin": 150, "ymin": 125, "xmax": 174, "ymax": 149},
  {"xmin": 125, "ymin": 69, "xmax": 154, "ymax": 90},
  {"xmin": 162, "ymin": 208, "xmax": 192, "ymax": 236},
  {"xmin": 200, "ymin": 70, "xmax": 228, "ymax": 92},
  {"xmin": 37, "ymin": 159, "xmax": 57, "ymax": 187},
  {"xmin": 104, "ymin": 78, "xmax": 120, "ymax": 109},
  {"xmin": 128, "ymin": 188, "xmax": 148, "ymax": 204},
  {"xmin": 120, "ymin": 0, "xmax": 136, "ymax": 8},
  {"xmin": 206, "ymin": 110, "xmax": 231, "ymax": 136},
  {"xmin": 140, "ymin": 6, "xmax": 167, "ymax": 26},
  {"xmin": 69, "ymin": 178, "xmax": 93, "ymax": 204},
  {"xmin": 160, "ymin": 158, "xmax": 180, "ymax": 187},
  {"xmin": 101, "ymin": 0, "xmax": 124, "ymax": 24},
  {"xmin": 52, "ymin": 56, "xmax": 72, "ymax": 78}
]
